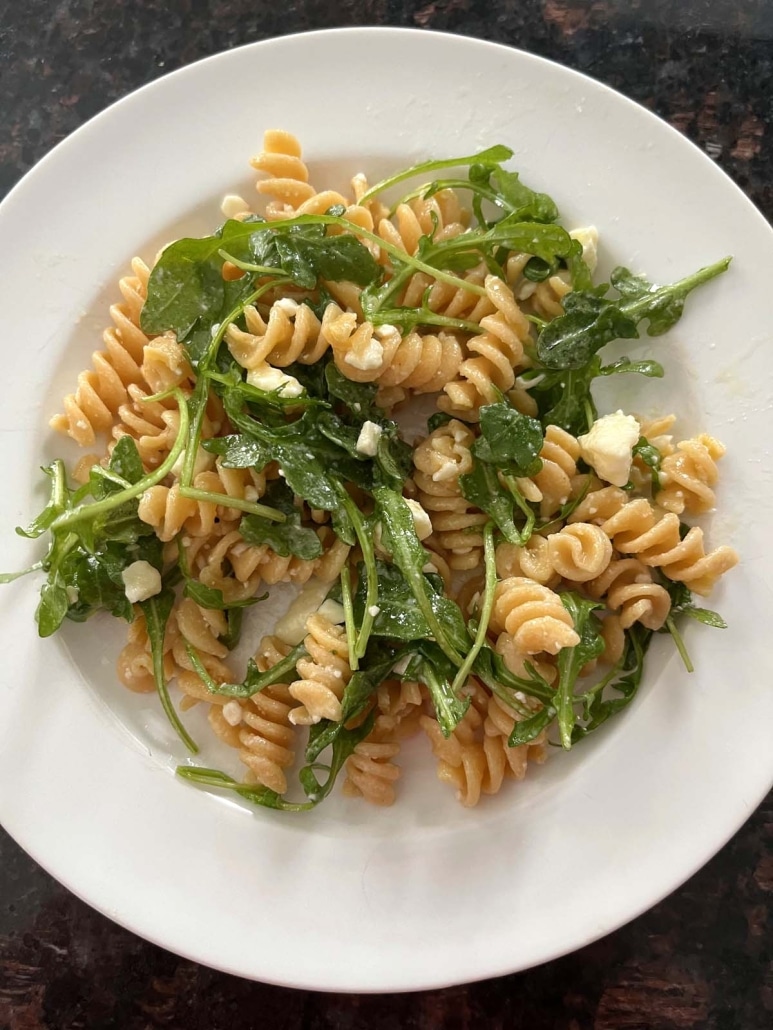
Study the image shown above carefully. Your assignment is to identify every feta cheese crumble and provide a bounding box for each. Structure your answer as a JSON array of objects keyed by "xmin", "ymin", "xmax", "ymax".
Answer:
[
  {"xmin": 355, "ymin": 421, "xmax": 383, "ymax": 457},
  {"xmin": 121, "ymin": 561, "xmax": 162, "ymax": 604},
  {"xmin": 344, "ymin": 336, "xmax": 383, "ymax": 371},
  {"xmin": 246, "ymin": 363, "xmax": 304, "ymax": 398},
  {"xmin": 405, "ymin": 499, "xmax": 433, "ymax": 541},
  {"xmin": 578, "ymin": 410, "xmax": 641, "ymax": 487}
]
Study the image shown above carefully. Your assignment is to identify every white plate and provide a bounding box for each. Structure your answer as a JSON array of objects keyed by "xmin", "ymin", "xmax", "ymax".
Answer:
[{"xmin": 0, "ymin": 28, "xmax": 771, "ymax": 992}]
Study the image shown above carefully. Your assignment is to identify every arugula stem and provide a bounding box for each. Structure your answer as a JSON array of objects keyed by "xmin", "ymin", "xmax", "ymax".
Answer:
[
  {"xmin": 176, "ymin": 766, "xmax": 314, "ymax": 811},
  {"xmin": 356, "ymin": 145, "xmax": 513, "ymax": 204},
  {"xmin": 145, "ymin": 596, "xmax": 198, "ymax": 754},
  {"xmin": 178, "ymin": 487, "xmax": 285, "ymax": 521},
  {"xmin": 501, "ymin": 474, "xmax": 536, "ymax": 544},
  {"xmin": 451, "ymin": 523, "xmax": 496, "ymax": 696},
  {"xmin": 180, "ymin": 277, "xmax": 295, "ymax": 490},
  {"xmin": 217, "ymin": 250, "xmax": 284, "ymax": 277},
  {"xmin": 337, "ymin": 490, "xmax": 377, "ymax": 660},
  {"xmin": 0, "ymin": 560, "xmax": 44, "ymax": 584},
  {"xmin": 49, "ymin": 390, "xmax": 189, "ymax": 534},
  {"xmin": 622, "ymin": 257, "xmax": 731, "ymax": 324},
  {"xmin": 339, "ymin": 565, "xmax": 359, "ymax": 671},
  {"xmin": 665, "ymin": 614, "xmax": 694, "ymax": 673},
  {"xmin": 247, "ymin": 215, "xmax": 488, "ymax": 297},
  {"xmin": 369, "ymin": 303, "xmax": 487, "ymax": 335}
]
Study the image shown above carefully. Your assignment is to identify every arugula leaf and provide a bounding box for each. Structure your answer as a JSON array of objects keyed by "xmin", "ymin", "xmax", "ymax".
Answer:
[
  {"xmin": 250, "ymin": 221, "xmax": 380, "ymax": 289},
  {"xmin": 352, "ymin": 559, "xmax": 468, "ymax": 646},
  {"xmin": 472, "ymin": 402, "xmax": 544, "ymax": 476},
  {"xmin": 357, "ymin": 145, "xmax": 515, "ymax": 204},
  {"xmin": 459, "ymin": 458, "xmax": 522, "ymax": 545},
  {"xmin": 529, "ymin": 355, "xmax": 664, "ymax": 436},
  {"xmin": 631, "ymin": 436, "xmax": 664, "ymax": 492},
  {"xmin": 403, "ymin": 642, "xmax": 470, "ymax": 737},
  {"xmin": 59, "ymin": 543, "xmax": 135, "ymax": 624},
  {"xmin": 176, "ymin": 766, "xmax": 314, "ymax": 811},
  {"xmin": 573, "ymin": 624, "xmax": 652, "ymax": 740},
  {"xmin": 324, "ymin": 363, "xmax": 379, "ymax": 418},
  {"xmin": 36, "ymin": 574, "xmax": 70, "ymax": 638},
  {"xmin": 508, "ymin": 705, "xmax": 556, "ymax": 748},
  {"xmin": 187, "ymin": 640, "xmax": 307, "ymax": 699},
  {"xmin": 374, "ymin": 488, "xmax": 468, "ymax": 665},
  {"xmin": 537, "ymin": 257, "xmax": 731, "ymax": 370},
  {"xmin": 299, "ymin": 712, "xmax": 376, "ymax": 805},
  {"xmin": 141, "ymin": 219, "xmax": 261, "ymax": 339},
  {"xmin": 106, "ymin": 435, "xmax": 145, "ymax": 485},
  {"xmin": 202, "ymin": 433, "xmax": 273, "ymax": 471},
  {"xmin": 237, "ymin": 481, "xmax": 323, "ymax": 560},
  {"xmin": 554, "ymin": 593, "xmax": 605, "ymax": 748},
  {"xmin": 473, "ymin": 645, "xmax": 555, "ymax": 706},
  {"xmin": 16, "ymin": 461, "xmax": 70, "ymax": 540},
  {"xmin": 304, "ymin": 653, "xmax": 397, "ymax": 763}
]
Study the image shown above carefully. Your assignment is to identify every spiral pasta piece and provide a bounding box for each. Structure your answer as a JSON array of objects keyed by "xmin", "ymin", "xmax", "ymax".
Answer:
[
  {"xmin": 569, "ymin": 486, "xmax": 738, "ymax": 595},
  {"xmin": 400, "ymin": 261, "xmax": 494, "ymax": 324},
  {"xmin": 50, "ymin": 258, "xmax": 159, "ymax": 446},
  {"xmin": 527, "ymin": 425, "xmax": 583, "ymax": 517},
  {"xmin": 226, "ymin": 299, "xmax": 328, "ymax": 371},
  {"xmin": 413, "ymin": 420, "xmax": 488, "ymax": 570},
  {"xmin": 343, "ymin": 684, "xmax": 423, "ymax": 808},
  {"xmin": 116, "ymin": 609, "xmax": 176, "ymax": 694},
  {"xmin": 490, "ymin": 577, "xmax": 581, "ymax": 655},
  {"xmin": 495, "ymin": 536, "xmax": 560, "ymax": 589},
  {"xmin": 289, "ymin": 614, "xmax": 352, "ymax": 725},
  {"xmin": 138, "ymin": 456, "xmax": 265, "ymax": 542},
  {"xmin": 586, "ymin": 558, "xmax": 671, "ymax": 631},
  {"xmin": 438, "ymin": 276, "xmax": 531, "ymax": 417},
  {"xmin": 546, "ymin": 523, "xmax": 613, "ymax": 582},
  {"xmin": 483, "ymin": 693, "xmax": 549, "ymax": 781},
  {"xmin": 656, "ymin": 434, "xmax": 726, "ymax": 515},
  {"xmin": 322, "ymin": 307, "xmax": 464, "ymax": 396},
  {"xmin": 206, "ymin": 634, "xmax": 298, "ymax": 795}
]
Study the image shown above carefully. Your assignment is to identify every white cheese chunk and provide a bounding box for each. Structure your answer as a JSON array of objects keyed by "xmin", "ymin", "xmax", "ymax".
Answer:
[
  {"xmin": 170, "ymin": 444, "xmax": 215, "ymax": 479},
  {"xmin": 569, "ymin": 225, "xmax": 599, "ymax": 274},
  {"xmin": 344, "ymin": 336, "xmax": 384, "ymax": 371},
  {"xmin": 355, "ymin": 420, "xmax": 383, "ymax": 457},
  {"xmin": 317, "ymin": 599, "xmax": 346, "ymax": 625},
  {"xmin": 246, "ymin": 363, "xmax": 304, "ymax": 398},
  {"xmin": 121, "ymin": 561, "xmax": 162, "ymax": 604},
  {"xmin": 222, "ymin": 700, "xmax": 243, "ymax": 727},
  {"xmin": 274, "ymin": 580, "xmax": 330, "ymax": 646},
  {"xmin": 368, "ymin": 605, "xmax": 381, "ymax": 617},
  {"xmin": 405, "ymin": 498, "xmax": 433, "ymax": 541},
  {"xmin": 220, "ymin": 194, "xmax": 249, "ymax": 219},
  {"xmin": 578, "ymin": 410, "xmax": 641, "ymax": 487}
]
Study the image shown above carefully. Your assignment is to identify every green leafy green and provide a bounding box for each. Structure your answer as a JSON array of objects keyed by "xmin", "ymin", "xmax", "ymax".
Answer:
[
  {"xmin": 186, "ymin": 640, "xmax": 307, "ymax": 699},
  {"xmin": 249, "ymin": 220, "xmax": 381, "ymax": 289},
  {"xmin": 402, "ymin": 642, "xmax": 470, "ymax": 737},
  {"xmin": 472, "ymin": 402, "xmax": 544, "ymax": 476},
  {"xmin": 374, "ymin": 488, "xmax": 468, "ymax": 665},
  {"xmin": 142, "ymin": 588, "xmax": 198, "ymax": 753},
  {"xmin": 554, "ymin": 593, "xmax": 605, "ymax": 749},
  {"xmin": 537, "ymin": 258, "xmax": 731, "ymax": 371},
  {"xmin": 141, "ymin": 219, "xmax": 262, "ymax": 339},
  {"xmin": 176, "ymin": 766, "xmax": 314, "ymax": 811},
  {"xmin": 238, "ymin": 481, "xmax": 324, "ymax": 561}
]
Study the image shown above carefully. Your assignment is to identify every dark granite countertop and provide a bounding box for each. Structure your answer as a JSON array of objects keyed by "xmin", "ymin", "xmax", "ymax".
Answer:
[{"xmin": 1, "ymin": 2, "xmax": 772, "ymax": 1027}]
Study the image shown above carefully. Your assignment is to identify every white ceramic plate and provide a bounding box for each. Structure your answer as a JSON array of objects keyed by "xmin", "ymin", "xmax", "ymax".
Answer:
[{"xmin": 0, "ymin": 28, "xmax": 771, "ymax": 992}]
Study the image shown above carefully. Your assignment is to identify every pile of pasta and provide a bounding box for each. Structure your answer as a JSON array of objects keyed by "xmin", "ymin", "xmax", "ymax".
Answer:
[{"xmin": 48, "ymin": 130, "xmax": 738, "ymax": 809}]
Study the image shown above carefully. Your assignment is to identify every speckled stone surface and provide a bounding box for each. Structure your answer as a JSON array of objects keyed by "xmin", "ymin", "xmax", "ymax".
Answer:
[{"xmin": 1, "ymin": 1, "xmax": 771, "ymax": 1026}]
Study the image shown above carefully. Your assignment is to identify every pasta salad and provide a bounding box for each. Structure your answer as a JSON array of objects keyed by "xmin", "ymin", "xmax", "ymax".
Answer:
[{"xmin": 2, "ymin": 131, "xmax": 738, "ymax": 810}]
